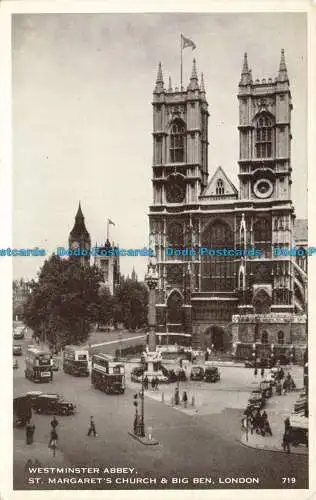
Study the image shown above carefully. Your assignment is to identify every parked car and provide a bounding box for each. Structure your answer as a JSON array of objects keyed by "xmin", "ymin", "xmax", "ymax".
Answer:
[
  {"xmin": 190, "ymin": 366, "xmax": 205, "ymax": 381},
  {"xmin": 13, "ymin": 327, "xmax": 25, "ymax": 340},
  {"xmin": 130, "ymin": 366, "xmax": 145, "ymax": 382},
  {"xmin": 248, "ymin": 390, "xmax": 265, "ymax": 409},
  {"xmin": 33, "ymin": 393, "xmax": 76, "ymax": 416},
  {"xmin": 260, "ymin": 380, "xmax": 273, "ymax": 398},
  {"xmin": 13, "ymin": 344, "xmax": 23, "ymax": 356},
  {"xmin": 204, "ymin": 366, "xmax": 220, "ymax": 383}
]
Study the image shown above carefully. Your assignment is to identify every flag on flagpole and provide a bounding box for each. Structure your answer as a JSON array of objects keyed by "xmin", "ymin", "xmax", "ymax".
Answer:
[
  {"xmin": 107, "ymin": 218, "xmax": 116, "ymax": 226},
  {"xmin": 181, "ymin": 34, "xmax": 196, "ymax": 50}
]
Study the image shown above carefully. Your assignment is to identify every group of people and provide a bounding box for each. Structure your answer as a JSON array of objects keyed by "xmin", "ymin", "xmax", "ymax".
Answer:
[
  {"xmin": 25, "ymin": 415, "xmax": 98, "ymax": 448},
  {"xmin": 143, "ymin": 375, "xmax": 159, "ymax": 391},
  {"xmin": 243, "ymin": 407, "xmax": 272, "ymax": 436}
]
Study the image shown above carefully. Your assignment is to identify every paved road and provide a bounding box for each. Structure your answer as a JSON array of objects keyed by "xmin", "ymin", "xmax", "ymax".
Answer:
[{"xmin": 13, "ymin": 352, "xmax": 308, "ymax": 490}]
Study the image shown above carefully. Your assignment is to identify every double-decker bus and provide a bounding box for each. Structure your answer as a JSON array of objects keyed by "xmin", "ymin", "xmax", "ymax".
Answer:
[
  {"xmin": 63, "ymin": 345, "xmax": 89, "ymax": 376},
  {"xmin": 25, "ymin": 347, "xmax": 53, "ymax": 383},
  {"xmin": 91, "ymin": 353, "xmax": 125, "ymax": 394}
]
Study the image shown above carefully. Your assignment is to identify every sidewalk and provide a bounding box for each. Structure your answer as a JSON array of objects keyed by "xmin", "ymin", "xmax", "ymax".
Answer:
[{"xmin": 240, "ymin": 391, "xmax": 308, "ymax": 455}]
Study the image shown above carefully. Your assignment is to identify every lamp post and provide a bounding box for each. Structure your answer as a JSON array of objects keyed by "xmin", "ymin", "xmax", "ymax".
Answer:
[{"xmin": 141, "ymin": 262, "xmax": 158, "ymax": 436}]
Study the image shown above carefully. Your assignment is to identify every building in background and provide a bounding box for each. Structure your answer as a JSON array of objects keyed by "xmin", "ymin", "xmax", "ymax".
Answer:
[
  {"xmin": 13, "ymin": 279, "xmax": 31, "ymax": 321},
  {"xmin": 94, "ymin": 239, "xmax": 120, "ymax": 295},
  {"xmin": 148, "ymin": 51, "xmax": 307, "ymax": 361}
]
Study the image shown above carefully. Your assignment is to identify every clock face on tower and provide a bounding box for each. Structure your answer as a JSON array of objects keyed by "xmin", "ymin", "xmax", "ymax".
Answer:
[
  {"xmin": 166, "ymin": 177, "xmax": 186, "ymax": 203},
  {"xmin": 71, "ymin": 240, "xmax": 80, "ymax": 250},
  {"xmin": 253, "ymin": 178, "xmax": 274, "ymax": 199}
]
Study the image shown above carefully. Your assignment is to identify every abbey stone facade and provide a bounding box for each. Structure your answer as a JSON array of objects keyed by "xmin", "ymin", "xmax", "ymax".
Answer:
[{"xmin": 148, "ymin": 51, "xmax": 307, "ymax": 362}]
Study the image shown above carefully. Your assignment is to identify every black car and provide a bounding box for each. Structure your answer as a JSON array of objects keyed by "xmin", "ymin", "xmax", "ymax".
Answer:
[
  {"xmin": 13, "ymin": 328, "xmax": 25, "ymax": 340},
  {"xmin": 204, "ymin": 367, "xmax": 220, "ymax": 383},
  {"xmin": 33, "ymin": 393, "xmax": 76, "ymax": 416},
  {"xmin": 13, "ymin": 344, "xmax": 23, "ymax": 356},
  {"xmin": 190, "ymin": 366, "xmax": 205, "ymax": 381}
]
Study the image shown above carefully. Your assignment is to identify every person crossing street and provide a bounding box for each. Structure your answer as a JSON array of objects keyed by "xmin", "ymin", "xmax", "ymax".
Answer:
[{"xmin": 87, "ymin": 416, "xmax": 98, "ymax": 437}]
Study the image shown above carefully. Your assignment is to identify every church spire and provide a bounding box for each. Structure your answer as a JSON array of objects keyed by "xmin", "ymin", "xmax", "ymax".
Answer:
[
  {"xmin": 188, "ymin": 58, "xmax": 199, "ymax": 90},
  {"xmin": 239, "ymin": 52, "xmax": 251, "ymax": 85},
  {"xmin": 70, "ymin": 202, "xmax": 90, "ymax": 239},
  {"xmin": 168, "ymin": 76, "xmax": 172, "ymax": 92},
  {"xmin": 154, "ymin": 62, "xmax": 164, "ymax": 93},
  {"xmin": 277, "ymin": 48, "xmax": 289, "ymax": 82},
  {"xmin": 242, "ymin": 52, "xmax": 249, "ymax": 74}
]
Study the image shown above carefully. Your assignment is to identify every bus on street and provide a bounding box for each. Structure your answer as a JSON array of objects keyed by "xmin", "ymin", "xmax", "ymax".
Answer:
[{"xmin": 25, "ymin": 347, "xmax": 53, "ymax": 383}]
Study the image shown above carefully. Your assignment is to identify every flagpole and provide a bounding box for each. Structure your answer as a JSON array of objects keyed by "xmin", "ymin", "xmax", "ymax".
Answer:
[
  {"xmin": 107, "ymin": 219, "xmax": 109, "ymax": 241},
  {"xmin": 180, "ymin": 34, "xmax": 183, "ymax": 90}
]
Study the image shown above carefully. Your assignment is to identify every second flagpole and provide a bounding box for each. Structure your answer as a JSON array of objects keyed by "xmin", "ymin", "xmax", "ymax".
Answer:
[{"xmin": 180, "ymin": 34, "xmax": 183, "ymax": 90}]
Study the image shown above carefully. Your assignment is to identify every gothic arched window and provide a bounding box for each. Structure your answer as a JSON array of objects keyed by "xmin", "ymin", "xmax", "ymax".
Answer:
[
  {"xmin": 253, "ymin": 218, "xmax": 271, "ymax": 243},
  {"xmin": 169, "ymin": 120, "xmax": 186, "ymax": 163},
  {"xmin": 167, "ymin": 291, "xmax": 183, "ymax": 324},
  {"xmin": 261, "ymin": 331, "xmax": 269, "ymax": 344},
  {"xmin": 167, "ymin": 222, "xmax": 184, "ymax": 247},
  {"xmin": 277, "ymin": 330, "xmax": 284, "ymax": 345},
  {"xmin": 216, "ymin": 179, "xmax": 224, "ymax": 195},
  {"xmin": 201, "ymin": 220, "xmax": 235, "ymax": 292},
  {"xmin": 255, "ymin": 115, "xmax": 273, "ymax": 158}
]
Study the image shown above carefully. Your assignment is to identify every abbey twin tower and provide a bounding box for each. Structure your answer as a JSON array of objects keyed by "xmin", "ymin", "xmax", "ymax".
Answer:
[{"xmin": 148, "ymin": 50, "xmax": 307, "ymax": 362}]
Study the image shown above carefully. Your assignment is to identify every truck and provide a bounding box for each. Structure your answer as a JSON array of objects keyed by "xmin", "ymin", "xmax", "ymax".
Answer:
[
  {"xmin": 63, "ymin": 345, "xmax": 90, "ymax": 376},
  {"xmin": 13, "ymin": 395, "xmax": 32, "ymax": 427}
]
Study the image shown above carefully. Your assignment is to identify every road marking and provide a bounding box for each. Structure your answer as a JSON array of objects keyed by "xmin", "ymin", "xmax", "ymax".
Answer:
[{"xmin": 88, "ymin": 335, "xmax": 146, "ymax": 349}]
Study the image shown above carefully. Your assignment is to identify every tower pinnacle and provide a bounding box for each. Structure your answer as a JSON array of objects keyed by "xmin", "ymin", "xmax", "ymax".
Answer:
[
  {"xmin": 188, "ymin": 58, "xmax": 199, "ymax": 90},
  {"xmin": 200, "ymin": 72, "xmax": 205, "ymax": 92},
  {"xmin": 277, "ymin": 49, "xmax": 289, "ymax": 82},
  {"xmin": 239, "ymin": 52, "xmax": 251, "ymax": 85},
  {"xmin": 154, "ymin": 62, "xmax": 164, "ymax": 93},
  {"xmin": 168, "ymin": 76, "xmax": 172, "ymax": 92}
]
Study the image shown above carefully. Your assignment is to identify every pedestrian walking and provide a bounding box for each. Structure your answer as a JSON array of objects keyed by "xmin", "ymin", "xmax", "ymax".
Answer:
[
  {"xmin": 49, "ymin": 427, "xmax": 58, "ymax": 449},
  {"xmin": 260, "ymin": 367, "xmax": 265, "ymax": 377},
  {"xmin": 25, "ymin": 419, "xmax": 35, "ymax": 445},
  {"xmin": 174, "ymin": 387, "xmax": 180, "ymax": 406},
  {"xmin": 143, "ymin": 375, "xmax": 149, "ymax": 390},
  {"xmin": 154, "ymin": 376, "xmax": 159, "ymax": 391},
  {"xmin": 48, "ymin": 416, "xmax": 59, "ymax": 447},
  {"xmin": 87, "ymin": 416, "xmax": 97, "ymax": 437},
  {"xmin": 282, "ymin": 428, "xmax": 291, "ymax": 453},
  {"xmin": 182, "ymin": 391, "xmax": 188, "ymax": 408},
  {"xmin": 254, "ymin": 367, "xmax": 258, "ymax": 377},
  {"xmin": 151, "ymin": 377, "xmax": 155, "ymax": 390}
]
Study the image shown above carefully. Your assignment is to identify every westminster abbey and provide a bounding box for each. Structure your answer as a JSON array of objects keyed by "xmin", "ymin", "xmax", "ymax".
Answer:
[{"xmin": 148, "ymin": 51, "xmax": 307, "ymax": 362}]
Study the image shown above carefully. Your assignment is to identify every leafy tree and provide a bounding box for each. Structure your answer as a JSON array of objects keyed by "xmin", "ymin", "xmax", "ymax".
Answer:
[
  {"xmin": 23, "ymin": 255, "xmax": 102, "ymax": 349},
  {"xmin": 97, "ymin": 285, "xmax": 114, "ymax": 327},
  {"xmin": 114, "ymin": 277, "xmax": 148, "ymax": 330}
]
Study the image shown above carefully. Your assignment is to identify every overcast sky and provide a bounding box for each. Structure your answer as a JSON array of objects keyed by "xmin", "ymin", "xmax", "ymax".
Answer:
[{"xmin": 12, "ymin": 12, "xmax": 307, "ymax": 281}]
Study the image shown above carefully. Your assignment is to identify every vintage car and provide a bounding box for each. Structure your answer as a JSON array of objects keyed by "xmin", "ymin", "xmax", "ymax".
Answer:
[
  {"xmin": 190, "ymin": 365, "xmax": 205, "ymax": 381},
  {"xmin": 130, "ymin": 366, "xmax": 144, "ymax": 382},
  {"xmin": 13, "ymin": 327, "xmax": 25, "ymax": 340},
  {"xmin": 260, "ymin": 380, "xmax": 273, "ymax": 398},
  {"xmin": 13, "ymin": 344, "xmax": 23, "ymax": 356},
  {"xmin": 248, "ymin": 389, "xmax": 265, "ymax": 410},
  {"xmin": 33, "ymin": 393, "xmax": 76, "ymax": 416},
  {"xmin": 204, "ymin": 366, "xmax": 220, "ymax": 383}
]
